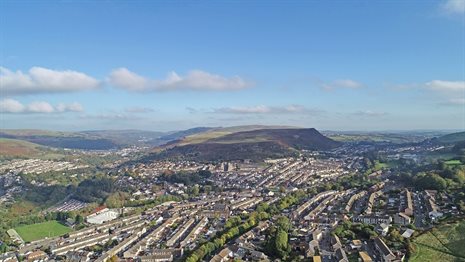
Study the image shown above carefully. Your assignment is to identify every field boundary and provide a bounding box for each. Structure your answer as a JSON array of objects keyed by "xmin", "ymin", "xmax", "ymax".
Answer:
[
  {"xmin": 412, "ymin": 221, "xmax": 465, "ymax": 261},
  {"xmin": 413, "ymin": 241, "xmax": 463, "ymax": 259}
]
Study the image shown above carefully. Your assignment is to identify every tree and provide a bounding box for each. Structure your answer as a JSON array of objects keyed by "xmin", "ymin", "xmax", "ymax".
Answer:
[
  {"xmin": 190, "ymin": 185, "xmax": 200, "ymax": 196},
  {"xmin": 276, "ymin": 216, "xmax": 291, "ymax": 232},
  {"xmin": 256, "ymin": 203, "xmax": 269, "ymax": 213},
  {"xmin": 275, "ymin": 229, "xmax": 289, "ymax": 259},
  {"xmin": 387, "ymin": 228, "xmax": 403, "ymax": 244},
  {"xmin": 203, "ymin": 185, "xmax": 212, "ymax": 194},
  {"xmin": 0, "ymin": 243, "xmax": 7, "ymax": 253},
  {"xmin": 75, "ymin": 214, "xmax": 84, "ymax": 224},
  {"xmin": 105, "ymin": 191, "xmax": 130, "ymax": 208},
  {"xmin": 186, "ymin": 254, "xmax": 198, "ymax": 262}
]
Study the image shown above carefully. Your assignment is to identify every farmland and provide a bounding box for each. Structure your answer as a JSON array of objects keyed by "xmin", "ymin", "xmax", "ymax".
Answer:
[
  {"xmin": 411, "ymin": 220, "xmax": 465, "ymax": 262},
  {"xmin": 374, "ymin": 160, "xmax": 389, "ymax": 170},
  {"xmin": 325, "ymin": 133, "xmax": 432, "ymax": 144},
  {"xmin": 14, "ymin": 221, "xmax": 72, "ymax": 242},
  {"xmin": 444, "ymin": 160, "xmax": 462, "ymax": 165}
]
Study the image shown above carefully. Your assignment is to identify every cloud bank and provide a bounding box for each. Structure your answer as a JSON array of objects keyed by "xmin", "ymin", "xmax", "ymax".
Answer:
[
  {"xmin": 212, "ymin": 105, "xmax": 322, "ymax": 115},
  {"xmin": 442, "ymin": 0, "xmax": 465, "ymax": 14},
  {"xmin": 0, "ymin": 99, "xmax": 83, "ymax": 113},
  {"xmin": 320, "ymin": 79, "xmax": 363, "ymax": 91},
  {"xmin": 124, "ymin": 106, "xmax": 155, "ymax": 113},
  {"xmin": 352, "ymin": 110, "xmax": 388, "ymax": 117},
  {"xmin": 426, "ymin": 80, "xmax": 465, "ymax": 92},
  {"xmin": 109, "ymin": 68, "xmax": 251, "ymax": 92},
  {"xmin": 444, "ymin": 98, "xmax": 465, "ymax": 105},
  {"xmin": 0, "ymin": 66, "xmax": 100, "ymax": 95}
]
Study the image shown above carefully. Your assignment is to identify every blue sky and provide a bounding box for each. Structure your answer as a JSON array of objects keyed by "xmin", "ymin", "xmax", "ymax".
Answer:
[{"xmin": 1, "ymin": 0, "xmax": 464, "ymax": 131}]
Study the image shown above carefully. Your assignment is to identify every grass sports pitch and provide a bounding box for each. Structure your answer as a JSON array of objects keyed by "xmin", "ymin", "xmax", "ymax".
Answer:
[{"xmin": 14, "ymin": 220, "xmax": 72, "ymax": 242}]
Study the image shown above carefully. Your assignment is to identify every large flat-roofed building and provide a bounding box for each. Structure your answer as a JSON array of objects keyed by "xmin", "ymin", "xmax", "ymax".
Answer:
[{"xmin": 87, "ymin": 209, "xmax": 119, "ymax": 224}]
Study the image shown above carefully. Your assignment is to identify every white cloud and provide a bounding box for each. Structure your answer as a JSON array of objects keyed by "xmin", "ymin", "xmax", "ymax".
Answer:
[
  {"xmin": 320, "ymin": 79, "xmax": 363, "ymax": 91},
  {"xmin": 426, "ymin": 80, "xmax": 465, "ymax": 92},
  {"xmin": 352, "ymin": 110, "xmax": 388, "ymax": 117},
  {"xmin": 442, "ymin": 0, "xmax": 465, "ymax": 14},
  {"xmin": 124, "ymin": 106, "xmax": 154, "ymax": 113},
  {"xmin": 27, "ymin": 101, "xmax": 55, "ymax": 113},
  {"xmin": 390, "ymin": 80, "xmax": 465, "ymax": 105},
  {"xmin": 446, "ymin": 98, "xmax": 465, "ymax": 105},
  {"xmin": 56, "ymin": 102, "xmax": 84, "ymax": 112},
  {"xmin": 79, "ymin": 113, "xmax": 141, "ymax": 120},
  {"xmin": 108, "ymin": 68, "xmax": 148, "ymax": 91},
  {"xmin": 109, "ymin": 68, "xmax": 251, "ymax": 91},
  {"xmin": 213, "ymin": 104, "xmax": 322, "ymax": 115},
  {"xmin": 1, "ymin": 66, "xmax": 251, "ymax": 94},
  {"xmin": 0, "ymin": 66, "xmax": 100, "ymax": 95},
  {"xmin": 0, "ymin": 99, "xmax": 83, "ymax": 113},
  {"xmin": 214, "ymin": 105, "xmax": 272, "ymax": 114},
  {"xmin": 0, "ymin": 98, "xmax": 25, "ymax": 113}
]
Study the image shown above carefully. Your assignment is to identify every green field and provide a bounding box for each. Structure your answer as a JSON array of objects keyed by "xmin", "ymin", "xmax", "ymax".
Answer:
[
  {"xmin": 374, "ymin": 160, "xmax": 389, "ymax": 170},
  {"xmin": 411, "ymin": 221, "xmax": 465, "ymax": 262},
  {"xmin": 327, "ymin": 133, "xmax": 427, "ymax": 144},
  {"xmin": 14, "ymin": 221, "xmax": 72, "ymax": 242},
  {"xmin": 437, "ymin": 131, "xmax": 465, "ymax": 144},
  {"xmin": 444, "ymin": 160, "xmax": 462, "ymax": 165}
]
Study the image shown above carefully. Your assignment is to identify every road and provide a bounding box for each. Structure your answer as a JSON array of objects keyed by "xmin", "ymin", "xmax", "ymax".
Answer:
[{"xmin": 413, "ymin": 192, "xmax": 427, "ymax": 229}]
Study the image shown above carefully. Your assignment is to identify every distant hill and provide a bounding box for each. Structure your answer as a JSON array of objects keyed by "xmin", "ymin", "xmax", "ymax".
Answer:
[
  {"xmin": 0, "ymin": 129, "xmax": 119, "ymax": 150},
  {"xmin": 327, "ymin": 133, "xmax": 425, "ymax": 144},
  {"xmin": 156, "ymin": 141, "xmax": 293, "ymax": 161},
  {"xmin": 0, "ymin": 138, "xmax": 43, "ymax": 158},
  {"xmin": 0, "ymin": 128, "xmax": 220, "ymax": 151},
  {"xmin": 0, "ymin": 129, "xmax": 68, "ymax": 137},
  {"xmin": 209, "ymin": 128, "xmax": 340, "ymax": 150},
  {"xmin": 0, "ymin": 138, "xmax": 65, "ymax": 160},
  {"xmin": 151, "ymin": 127, "xmax": 341, "ymax": 161},
  {"xmin": 436, "ymin": 131, "xmax": 465, "ymax": 155},
  {"xmin": 175, "ymin": 125, "xmax": 295, "ymax": 146},
  {"xmin": 437, "ymin": 131, "xmax": 465, "ymax": 144},
  {"xmin": 325, "ymin": 130, "xmax": 451, "ymax": 144},
  {"xmin": 151, "ymin": 127, "xmax": 215, "ymax": 146},
  {"xmin": 80, "ymin": 129, "xmax": 165, "ymax": 146},
  {"xmin": 0, "ymin": 126, "xmax": 340, "ymax": 157}
]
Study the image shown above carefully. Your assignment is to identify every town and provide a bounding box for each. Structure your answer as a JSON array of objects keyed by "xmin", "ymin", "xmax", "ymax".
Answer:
[
  {"xmin": 1, "ymin": 136, "xmax": 464, "ymax": 262},
  {"xmin": 2, "ymin": 0, "xmax": 465, "ymax": 261}
]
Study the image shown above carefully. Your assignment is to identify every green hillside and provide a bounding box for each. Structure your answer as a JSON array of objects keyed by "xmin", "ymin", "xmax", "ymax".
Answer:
[
  {"xmin": 153, "ymin": 127, "xmax": 341, "ymax": 161},
  {"xmin": 0, "ymin": 129, "xmax": 119, "ymax": 150},
  {"xmin": 208, "ymin": 128, "xmax": 340, "ymax": 150},
  {"xmin": 411, "ymin": 220, "xmax": 465, "ymax": 262},
  {"xmin": 0, "ymin": 138, "xmax": 67, "ymax": 160},
  {"xmin": 437, "ymin": 131, "xmax": 465, "ymax": 144},
  {"xmin": 0, "ymin": 138, "xmax": 43, "ymax": 158},
  {"xmin": 177, "ymin": 125, "xmax": 297, "ymax": 146},
  {"xmin": 327, "ymin": 133, "xmax": 429, "ymax": 144}
]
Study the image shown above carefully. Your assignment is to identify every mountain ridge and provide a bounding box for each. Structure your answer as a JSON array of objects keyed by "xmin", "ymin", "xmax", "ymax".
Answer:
[{"xmin": 150, "ymin": 127, "xmax": 341, "ymax": 161}]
